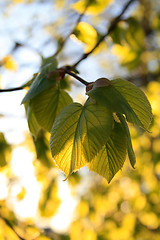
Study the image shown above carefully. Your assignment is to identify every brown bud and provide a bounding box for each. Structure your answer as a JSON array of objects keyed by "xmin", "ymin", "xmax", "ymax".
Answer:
[
  {"xmin": 93, "ymin": 78, "xmax": 111, "ymax": 88},
  {"xmin": 86, "ymin": 82, "xmax": 94, "ymax": 92}
]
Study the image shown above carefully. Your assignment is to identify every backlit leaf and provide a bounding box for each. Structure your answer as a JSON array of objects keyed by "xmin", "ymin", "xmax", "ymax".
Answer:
[
  {"xmin": 26, "ymin": 103, "xmax": 41, "ymax": 138},
  {"xmin": 87, "ymin": 78, "xmax": 152, "ymax": 131},
  {"xmin": 73, "ymin": 22, "xmax": 97, "ymax": 51},
  {"xmin": 21, "ymin": 62, "xmax": 58, "ymax": 104},
  {"xmin": 2, "ymin": 55, "xmax": 18, "ymax": 71},
  {"xmin": 31, "ymin": 86, "xmax": 73, "ymax": 132},
  {"xmin": 117, "ymin": 113, "xmax": 136, "ymax": 168},
  {"xmin": 50, "ymin": 100, "xmax": 113, "ymax": 179},
  {"xmin": 88, "ymin": 122, "xmax": 127, "ymax": 183}
]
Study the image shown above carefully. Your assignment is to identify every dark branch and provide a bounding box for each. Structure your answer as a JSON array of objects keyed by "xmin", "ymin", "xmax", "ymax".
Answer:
[
  {"xmin": 64, "ymin": 68, "xmax": 89, "ymax": 86},
  {"xmin": 0, "ymin": 86, "xmax": 24, "ymax": 93},
  {"xmin": 0, "ymin": 0, "xmax": 136, "ymax": 93},
  {"xmin": 72, "ymin": 0, "xmax": 137, "ymax": 67}
]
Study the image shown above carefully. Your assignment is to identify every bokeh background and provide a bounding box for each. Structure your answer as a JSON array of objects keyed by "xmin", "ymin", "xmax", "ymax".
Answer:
[{"xmin": 0, "ymin": 0, "xmax": 160, "ymax": 239}]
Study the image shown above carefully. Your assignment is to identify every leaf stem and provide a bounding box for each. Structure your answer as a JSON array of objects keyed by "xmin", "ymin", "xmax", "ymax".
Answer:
[
  {"xmin": 64, "ymin": 68, "xmax": 89, "ymax": 86},
  {"xmin": 72, "ymin": 0, "xmax": 137, "ymax": 67}
]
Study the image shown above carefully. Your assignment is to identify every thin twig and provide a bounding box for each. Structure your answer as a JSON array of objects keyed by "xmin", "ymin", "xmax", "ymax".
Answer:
[
  {"xmin": 72, "ymin": 0, "xmax": 137, "ymax": 67},
  {"xmin": 0, "ymin": 86, "xmax": 24, "ymax": 92},
  {"xmin": 0, "ymin": 0, "xmax": 136, "ymax": 93},
  {"xmin": 64, "ymin": 68, "xmax": 89, "ymax": 86}
]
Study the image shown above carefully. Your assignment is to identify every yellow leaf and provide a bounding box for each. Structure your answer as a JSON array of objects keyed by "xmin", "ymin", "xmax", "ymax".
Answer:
[
  {"xmin": 74, "ymin": 22, "xmax": 97, "ymax": 45},
  {"xmin": 39, "ymin": 180, "xmax": 61, "ymax": 217},
  {"xmin": 2, "ymin": 55, "xmax": 18, "ymax": 71},
  {"xmin": 72, "ymin": 0, "xmax": 113, "ymax": 15},
  {"xmin": 77, "ymin": 200, "xmax": 89, "ymax": 217},
  {"xmin": 73, "ymin": 22, "xmax": 98, "ymax": 52},
  {"xmin": 16, "ymin": 186, "xmax": 26, "ymax": 200},
  {"xmin": 139, "ymin": 212, "xmax": 159, "ymax": 229},
  {"xmin": 112, "ymin": 44, "xmax": 136, "ymax": 64},
  {"xmin": 12, "ymin": 0, "xmax": 24, "ymax": 3}
]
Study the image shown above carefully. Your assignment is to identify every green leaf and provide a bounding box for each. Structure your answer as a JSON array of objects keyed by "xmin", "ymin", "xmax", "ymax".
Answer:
[
  {"xmin": 87, "ymin": 78, "xmax": 152, "ymax": 131},
  {"xmin": 88, "ymin": 122, "xmax": 127, "ymax": 183},
  {"xmin": 60, "ymin": 77, "xmax": 71, "ymax": 90},
  {"xmin": 41, "ymin": 55, "xmax": 57, "ymax": 69},
  {"xmin": 117, "ymin": 113, "xmax": 136, "ymax": 168},
  {"xmin": 21, "ymin": 63, "xmax": 58, "ymax": 104},
  {"xmin": 26, "ymin": 103, "xmax": 41, "ymax": 138},
  {"xmin": 50, "ymin": 100, "xmax": 113, "ymax": 179},
  {"xmin": 31, "ymin": 86, "xmax": 73, "ymax": 132},
  {"xmin": 33, "ymin": 130, "xmax": 53, "ymax": 168}
]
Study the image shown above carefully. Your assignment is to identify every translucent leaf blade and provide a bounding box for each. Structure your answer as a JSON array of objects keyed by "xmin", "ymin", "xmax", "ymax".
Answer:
[
  {"xmin": 112, "ymin": 78, "xmax": 152, "ymax": 130},
  {"xmin": 118, "ymin": 113, "xmax": 136, "ymax": 168},
  {"xmin": 50, "ymin": 100, "xmax": 113, "ymax": 179},
  {"xmin": 26, "ymin": 104, "xmax": 41, "ymax": 138},
  {"xmin": 73, "ymin": 22, "xmax": 97, "ymax": 51},
  {"xmin": 87, "ymin": 78, "xmax": 152, "ymax": 131},
  {"xmin": 88, "ymin": 122, "xmax": 127, "ymax": 183},
  {"xmin": 32, "ymin": 86, "xmax": 73, "ymax": 132}
]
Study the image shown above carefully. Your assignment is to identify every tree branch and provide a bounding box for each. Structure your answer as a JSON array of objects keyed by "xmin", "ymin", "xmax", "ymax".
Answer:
[
  {"xmin": 72, "ymin": 0, "xmax": 137, "ymax": 67},
  {"xmin": 0, "ymin": 79, "xmax": 33, "ymax": 93},
  {"xmin": 0, "ymin": 86, "xmax": 24, "ymax": 93},
  {"xmin": 0, "ymin": 0, "xmax": 136, "ymax": 93}
]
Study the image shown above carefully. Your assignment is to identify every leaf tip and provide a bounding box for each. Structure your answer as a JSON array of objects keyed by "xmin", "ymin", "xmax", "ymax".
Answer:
[
  {"xmin": 21, "ymin": 98, "xmax": 26, "ymax": 105},
  {"xmin": 63, "ymin": 171, "xmax": 73, "ymax": 181}
]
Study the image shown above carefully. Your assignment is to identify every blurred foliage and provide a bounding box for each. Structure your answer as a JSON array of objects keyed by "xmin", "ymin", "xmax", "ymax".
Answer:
[
  {"xmin": 73, "ymin": 22, "xmax": 98, "ymax": 51},
  {"xmin": 38, "ymin": 178, "xmax": 61, "ymax": 218},
  {"xmin": 72, "ymin": 0, "xmax": 114, "ymax": 15},
  {"xmin": 0, "ymin": 0, "xmax": 160, "ymax": 239},
  {"xmin": 0, "ymin": 133, "xmax": 12, "ymax": 168},
  {"xmin": 0, "ymin": 55, "xmax": 18, "ymax": 71}
]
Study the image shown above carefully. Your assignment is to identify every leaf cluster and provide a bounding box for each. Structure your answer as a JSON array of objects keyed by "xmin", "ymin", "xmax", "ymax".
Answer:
[{"xmin": 22, "ymin": 57, "xmax": 152, "ymax": 183}]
